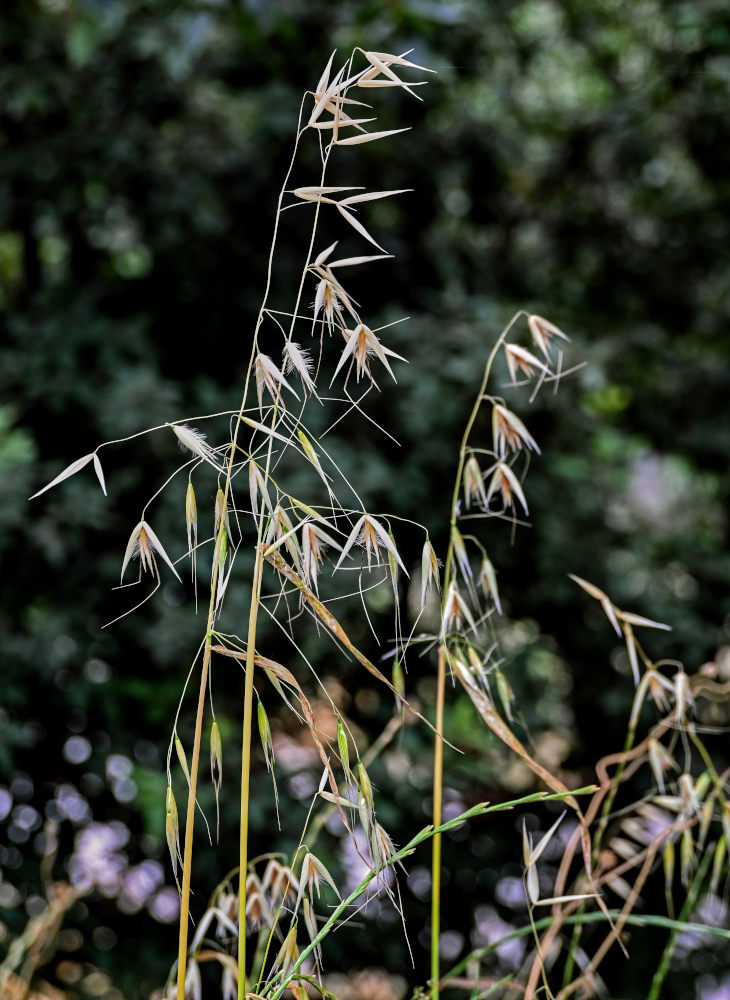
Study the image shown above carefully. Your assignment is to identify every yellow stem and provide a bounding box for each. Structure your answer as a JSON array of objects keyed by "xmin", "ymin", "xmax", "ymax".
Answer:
[
  {"xmin": 430, "ymin": 646, "xmax": 446, "ymax": 999},
  {"xmin": 176, "ymin": 639, "xmax": 212, "ymax": 999},
  {"xmin": 238, "ymin": 546, "xmax": 265, "ymax": 998}
]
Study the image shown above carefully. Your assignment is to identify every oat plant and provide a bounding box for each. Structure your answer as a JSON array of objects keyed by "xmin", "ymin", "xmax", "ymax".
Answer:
[{"xmin": 30, "ymin": 46, "xmax": 728, "ymax": 1000}]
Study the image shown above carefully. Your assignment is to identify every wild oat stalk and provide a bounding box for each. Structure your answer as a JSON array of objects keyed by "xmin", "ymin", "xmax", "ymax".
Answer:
[{"xmin": 31, "ymin": 46, "xmax": 728, "ymax": 1000}]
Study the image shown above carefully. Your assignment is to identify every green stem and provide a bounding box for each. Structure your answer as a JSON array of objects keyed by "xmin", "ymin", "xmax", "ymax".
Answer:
[
  {"xmin": 441, "ymin": 907, "xmax": 729, "ymax": 989},
  {"xmin": 647, "ymin": 842, "xmax": 714, "ymax": 1000},
  {"xmin": 430, "ymin": 313, "xmax": 524, "ymax": 999}
]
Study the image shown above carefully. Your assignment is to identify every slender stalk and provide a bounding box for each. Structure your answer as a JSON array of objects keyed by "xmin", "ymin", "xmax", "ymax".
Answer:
[
  {"xmin": 647, "ymin": 848, "xmax": 714, "ymax": 1000},
  {"xmin": 268, "ymin": 790, "xmax": 587, "ymax": 1000},
  {"xmin": 430, "ymin": 313, "xmax": 523, "ymax": 998},
  {"xmin": 430, "ymin": 646, "xmax": 447, "ymax": 999},
  {"xmin": 238, "ymin": 546, "xmax": 266, "ymax": 998},
  {"xmin": 176, "ymin": 635, "xmax": 215, "ymax": 998}
]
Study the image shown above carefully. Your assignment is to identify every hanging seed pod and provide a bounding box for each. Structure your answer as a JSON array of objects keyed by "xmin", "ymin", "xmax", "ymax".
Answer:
[
  {"xmin": 258, "ymin": 700, "xmax": 280, "ymax": 827},
  {"xmin": 175, "ymin": 734, "xmax": 191, "ymax": 787},
  {"xmin": 185, "ymin": 481, "xmax": 197, "ymax": 554},
  {"xmin": 336, "ymin": 715, "xmax": 350, "ymax": 777},
  {"xmin": 165, "ymin": 785, "xmax": 182, "ymax": 891},
  {"xmin": 392, "ymin": 657, "xmax": 405, "ymax": 700},
  {"xmin": 210, "ymin": 719, "xmax": 222, "ymax": 841}
]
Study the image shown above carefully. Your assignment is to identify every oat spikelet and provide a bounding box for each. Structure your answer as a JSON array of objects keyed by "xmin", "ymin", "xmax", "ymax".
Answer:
[
  {"xmin": 485, "ymin": 461, "xmax": 529, "ymax": 515},
  {"xmin": 527, "ymin": 313, "xmax": 570, "ymax": 361},
  {"xmin": 492, "ymin": 404, "xmax": 540, "ymax": 457},
  {"xmin": 121, "ymin": 519, "xmax": 181, "ymax": 583},
  {"xmin": 504, "ymin": 342, "xmax": 550, "ymax": 383}
]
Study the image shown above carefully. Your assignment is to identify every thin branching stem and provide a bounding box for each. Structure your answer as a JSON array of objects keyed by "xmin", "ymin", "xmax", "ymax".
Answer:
[{"xmin": 430, "ymin": 312, "xmax": 523, "ymax": 998}]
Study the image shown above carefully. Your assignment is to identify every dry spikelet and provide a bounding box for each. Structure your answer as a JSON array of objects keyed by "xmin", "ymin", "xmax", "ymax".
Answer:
[
  {"xmin": 478, "ymin": 556, "xmax": 501, "ymax": 614},
  {"xmin": 335, "ymin": 512, "xmax": 407, "ymax": 574},
  {"xmin": 184, "ymin": 958, "xmax": 201, "ymax": 1000},
  {"xmin": 485, "ymin": 461, "xmax": 529, "ymax": 515},
  {"xmin": 266, "ymin": 505, "xmax": 302, "ymax": 572},
  {"xmin": 245, "ymin": 872, "xmax": 270, "ymax": 933},
  {"xmin": 491, "ymin": 403, "xmax": 540, "ymax": 457},
  {"xmin": 296, "ymin": 852, "xmax": 340, "ymax": 916},
  {"xmin": 452, "ymin": 527, "xmax": 473, "ymax": 583},
  {"xmin": 262, "ymin": 859, "xmax": 299, "ymax": 907},
  {"xmin": 332, "ymin": 323, "xmax": 406, "ymax": 385},
  {"xmin": 463, "ymin": 454, "xmax": 488, "ymax": 510},
  {"xmin": 440, "ymin": 580, "xmax": 477, "ymax": 638},
  {"xmin": 283, "ymin": 342, "xmax": 318, "ymax": 396},
  {"xmin": 254, "ymin": 353, "xmax": 299, "ymax": 409},
  {"xmin": 30, "ymin": 450, "xmax": 107, "ymax": 499},
  {"xmin": 420, "ymin": 537, "xmax": 441, "ymax": 607},
  {"xmin": 527, "ymin": 314, "xmax": 569, "ymax": 361},
  {"xmin": 214, "ymin": 486, "xmax": 229, "ymax": 537},
  {"xmin": 169, "ymin": 423, "xmax": 219, "ymax": 469},
  {"xmin": 248, "ymin": 461, "xmax": 273, "ymax": 523},
  {"xmin": 301, "ymin": 518, "xmax": 342, "ymax": 594},
  {"xmin": 121, "ymin": 519, "xmax": 181, "ymax": 583},
  {"xmin": 503, "ymin": 342, "xmax": 550, "ymax": 383},
  {"xmin": 648, "ymin": 738, "xmax": 676, "ymax": 794}
]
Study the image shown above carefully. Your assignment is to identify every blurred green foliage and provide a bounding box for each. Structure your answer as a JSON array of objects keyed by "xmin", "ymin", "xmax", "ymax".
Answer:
[{"xmin": 2, "ymin": 1, "xmax": 730, "ymax": 997}]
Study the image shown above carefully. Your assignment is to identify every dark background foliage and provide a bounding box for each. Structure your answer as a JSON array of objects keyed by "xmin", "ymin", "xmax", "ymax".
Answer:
[{"xmin": 2, "ymin": 1, "xmax": 730, "ymax": 997}]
